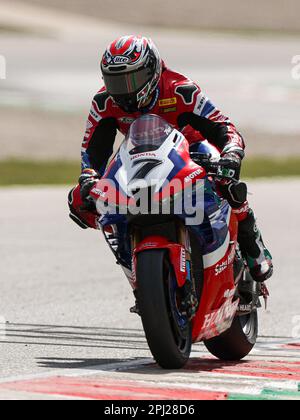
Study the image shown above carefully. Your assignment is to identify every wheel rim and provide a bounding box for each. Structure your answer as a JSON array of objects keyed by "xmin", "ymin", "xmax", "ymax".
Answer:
[{"xmin": 239, "ymin": 311, "xmax": 258, "ymax": 345}]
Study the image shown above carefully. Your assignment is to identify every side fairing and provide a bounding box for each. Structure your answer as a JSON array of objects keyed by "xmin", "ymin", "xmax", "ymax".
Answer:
[{"xmin": 188, "ymin": 179, "xmax": 231, "ymax": 259}]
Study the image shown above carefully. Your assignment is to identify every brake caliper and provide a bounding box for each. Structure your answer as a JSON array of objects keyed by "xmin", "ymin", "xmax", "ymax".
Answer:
[{"xmin": 181, "ymin": 282, "xmax": 199, "ymax": 321}]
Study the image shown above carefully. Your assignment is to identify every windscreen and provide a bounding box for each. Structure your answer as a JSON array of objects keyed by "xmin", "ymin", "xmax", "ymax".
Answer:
[{"xmin": 124, "ymin": 115, "xmax": 174, "ymax": 155}]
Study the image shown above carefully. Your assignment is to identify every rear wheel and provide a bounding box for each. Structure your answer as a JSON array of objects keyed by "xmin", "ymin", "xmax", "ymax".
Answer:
[
  {"xmin": 204, "ymin": 310, "xmax": 258, "ymax": 361},
  {"xmin": 204, "ymin": 272, "xmax": 259, "ymax": 361},
  {"xmin": 136, "ymin": 250, "xmax": 192, "ymax": 369}
]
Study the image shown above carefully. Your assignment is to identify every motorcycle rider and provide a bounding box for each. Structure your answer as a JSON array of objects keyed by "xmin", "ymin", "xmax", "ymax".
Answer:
[{"xmin": 68, "ymin": 35, "xmax": 273, "ymax": 282}]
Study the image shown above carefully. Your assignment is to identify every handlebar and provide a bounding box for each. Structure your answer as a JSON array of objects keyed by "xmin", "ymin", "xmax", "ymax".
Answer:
[{"xmin": 190, "ymin": 152, "xmax": 238, "ymax": 183}]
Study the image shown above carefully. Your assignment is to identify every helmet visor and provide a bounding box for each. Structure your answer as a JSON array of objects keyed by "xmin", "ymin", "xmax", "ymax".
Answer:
[{"xmin": 103, "ymin": 67, "xmax": 152, "ymax": 96}]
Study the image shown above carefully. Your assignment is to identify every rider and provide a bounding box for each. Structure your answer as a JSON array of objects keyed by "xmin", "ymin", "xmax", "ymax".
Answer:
[{"xmin": 68, "ymin": 35, "xmax": 273, "ymax": 283}]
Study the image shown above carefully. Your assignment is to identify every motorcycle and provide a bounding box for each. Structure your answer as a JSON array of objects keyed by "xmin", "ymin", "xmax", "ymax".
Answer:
[{"xmin": 89, "ymin": 114, "xmax": 269, "ymax": 369}]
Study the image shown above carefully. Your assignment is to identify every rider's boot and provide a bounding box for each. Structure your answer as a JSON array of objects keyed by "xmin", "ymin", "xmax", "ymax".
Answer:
[{"xmin": 238, "ymin": 209, "xmax": 273, "ymax": 282}]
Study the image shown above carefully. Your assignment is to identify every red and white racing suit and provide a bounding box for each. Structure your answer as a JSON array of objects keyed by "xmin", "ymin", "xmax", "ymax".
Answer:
[{"xmin": 69, "ymin": 66, "xmax": 248, "ymax": 229}]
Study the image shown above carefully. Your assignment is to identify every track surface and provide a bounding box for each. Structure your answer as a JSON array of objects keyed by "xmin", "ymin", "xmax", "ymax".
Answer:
[{"xmin": 0, "ymin": 180, "xmax": 299, "ymax": 399}]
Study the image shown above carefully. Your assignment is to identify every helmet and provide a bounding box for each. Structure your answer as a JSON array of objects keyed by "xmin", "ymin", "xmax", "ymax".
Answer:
[{"xmin": 101, "ymin": 35, "xmax": 162, "ymax": 113}]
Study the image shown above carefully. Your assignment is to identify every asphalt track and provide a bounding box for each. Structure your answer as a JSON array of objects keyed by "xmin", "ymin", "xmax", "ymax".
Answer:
[{"xmin": 0, "ymin": 180, "xmax": 299, "ymax": 400}]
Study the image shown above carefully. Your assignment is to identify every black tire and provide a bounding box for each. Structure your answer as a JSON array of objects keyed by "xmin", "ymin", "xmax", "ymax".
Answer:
[
  {"xmin": 136, "ymin": 250, "xmax": 192, "ymax": 369},
  {"xmin": 204, "ymin": 310, "xmax": 258, "ymax": 361}
]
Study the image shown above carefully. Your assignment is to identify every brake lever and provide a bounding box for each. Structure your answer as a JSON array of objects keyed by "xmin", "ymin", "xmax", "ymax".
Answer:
[
  {"xmin": 207, "ymin": 171, "xmax": 239, "ymax": 184},
  {"xmin": 190, "ymin": 154, "xmax": 239, "ymax": 183},
  {"xmin": 207, "ymin": 161, "xmax": 239, "ymax": 183}
]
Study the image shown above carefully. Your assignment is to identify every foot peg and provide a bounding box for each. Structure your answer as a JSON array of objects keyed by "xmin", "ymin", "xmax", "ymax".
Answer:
[{"xmin": 130, "ymin": 303, "xmax": 141, "ymax": 316}]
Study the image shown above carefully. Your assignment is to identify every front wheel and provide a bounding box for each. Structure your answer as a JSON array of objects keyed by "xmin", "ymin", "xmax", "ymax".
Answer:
[{"xmin": 136, "ymin": 250, "xmax": 192, "ymax": 369}]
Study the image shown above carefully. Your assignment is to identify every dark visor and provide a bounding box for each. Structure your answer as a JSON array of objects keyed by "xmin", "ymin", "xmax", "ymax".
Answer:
[{"xmin": 103, "ymin": 67, "xmax": 152, "ymax": 96}]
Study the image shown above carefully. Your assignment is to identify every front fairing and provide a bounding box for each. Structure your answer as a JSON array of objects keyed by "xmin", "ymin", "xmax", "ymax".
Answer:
[
  {"xmin": 92, "ymin": 114, "xmax": 229, "ymax": 257},
  {"xmin": 92, "ymin": 119, "xmax": 207, "ymax": 219}
]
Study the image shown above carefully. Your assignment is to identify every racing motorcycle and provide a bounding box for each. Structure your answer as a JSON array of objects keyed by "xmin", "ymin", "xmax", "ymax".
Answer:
[{"xmin": 89, "ymin": 114, "xmax": 269, "ymax": 369}]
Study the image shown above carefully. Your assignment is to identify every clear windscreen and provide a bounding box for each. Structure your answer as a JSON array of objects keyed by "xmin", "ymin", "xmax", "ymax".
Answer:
[{"xmin": 124, "ymin": 115, "xmax": 174, "ymax": 155}]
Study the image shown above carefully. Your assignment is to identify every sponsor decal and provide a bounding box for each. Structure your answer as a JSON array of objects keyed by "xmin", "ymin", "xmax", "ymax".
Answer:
[
  {"xmin": 180, "ymin": 248, "xmax": 186, "ymax": 273},
  {"xmin": 214, "ymin": 114, "xmax": 227, "ymax": 123},
  {"xmin": 132, "ymin": 125, "xmax": 172, "ymax": 141},
  {"xmin": 139, "ymin": 243, "xmax": 158, "ymax": 250},
  {"xmin": 233, "ymin": 203, "xmax": 250, "ymax": 215},
  {"xmin": 159, "ymin": 98, "xmax": 177, "ymax": 107},
  {"xmin": 215, "ymin": 261, "xmax": 228, "ymax": 276},
  {"xmin": 119, "ymin": 117, "xmax": 135, "ymax": 125},
  {"xmin": 238, "ymin": 304, "xmax": 252, "ymax": 312},
  {"xmin": 184, "ymin": 169, "xmax": 203, "ymax": 183},
  {"xmin": 202, "ymin": 300, "xmax": 239, "ymax": 331},
  {"xmin": 89, "ymin": 108, "xmax": 101, "ymax": 122},
  {"xmin": 113, "ymin": 56, "xmax": 130, "ymax": 64},
  {"xmin": 215, "ymin": 245, "xmax": 235, "ymax": 276},
  {"xmin": 196, "ymin": 94, "xmax": 206, "ymax": 114},
  {"xmin": 162, "ymin": 107, "xmax": 177, "ymax": 113},
  {"xmin": 130, "ymin": 152, "xmax": 157, "ymax": 161},
  {"xmin": 90, "ymin": 110, "xmax": 98, "ymax": 119}
]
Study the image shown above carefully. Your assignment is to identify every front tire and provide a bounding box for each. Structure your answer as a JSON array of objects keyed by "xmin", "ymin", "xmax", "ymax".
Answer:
[{"xmin": 136, "ymin": 250, "xmax": 192, "ymax": 369}]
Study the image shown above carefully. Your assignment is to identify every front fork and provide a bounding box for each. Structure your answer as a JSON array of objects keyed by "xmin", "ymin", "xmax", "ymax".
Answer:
[
  {"xmin": 177, "ymin": 223, "xmax": 199, "ymax": 320},
  {"xmin": 131, "ymin": 222, "xmax": 199, "ymax": 320}
]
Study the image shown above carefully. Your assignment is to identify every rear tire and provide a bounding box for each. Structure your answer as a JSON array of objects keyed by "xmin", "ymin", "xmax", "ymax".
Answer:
[
  {"xmin": 204, "ymin": 310, "xmax": 258, "ymax": 361},
  {"xmin": 137, "ymin": 250, "xmax": 192, "ymax": 369}
]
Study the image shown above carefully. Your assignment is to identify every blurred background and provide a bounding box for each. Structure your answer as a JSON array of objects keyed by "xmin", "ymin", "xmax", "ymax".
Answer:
[{"xmin": 0, "ymin": 0, "xmax": 300, "ymax": 182}]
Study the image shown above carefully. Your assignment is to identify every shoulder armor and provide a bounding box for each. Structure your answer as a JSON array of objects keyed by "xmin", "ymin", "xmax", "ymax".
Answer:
[
  {"xmin": 175, "ymin": 84, "xmax": 199, "ymax": 105},
  {"xmin": 93, "ymin": 91, "xmax": 110, "ymax": 113}
]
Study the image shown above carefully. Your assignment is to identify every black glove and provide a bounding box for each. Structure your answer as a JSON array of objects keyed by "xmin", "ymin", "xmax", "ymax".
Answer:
[
  {"xmin": 79, "ymin": 169, "xmax": 100, "ymax": 206},
  {"xmin": 218, "ymin": 152, "xmax": 242, "ymax": 181}
]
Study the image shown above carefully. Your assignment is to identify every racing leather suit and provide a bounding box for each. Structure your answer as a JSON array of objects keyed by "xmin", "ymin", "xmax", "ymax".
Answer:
[
  {"xmin": 69, "ymin": 66, "xmax": 246, "ymax": 227},
  {"xmin": 68, "ymin": 66, "xmax": 272, "ymax": 282}
]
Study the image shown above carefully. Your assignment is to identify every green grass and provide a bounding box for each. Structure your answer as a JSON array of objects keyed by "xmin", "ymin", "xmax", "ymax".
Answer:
[
  {"xmin": 0, "ymin": 160, "xmax": 80, "ymax": 186},
  {"xmin": 242, "ymin": 157, "xmax": 300, "ymax": 178},
  {"xmin": 0, "ymin": 158, "xmax": 300, "ymax": 186}
]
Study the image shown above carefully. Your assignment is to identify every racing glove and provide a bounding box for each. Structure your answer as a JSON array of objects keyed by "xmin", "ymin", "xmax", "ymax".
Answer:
[
  {"xmin": 79, "ymin": 168, "xmax": 100, "ymax": 206},
  {"xmin": 217, "ymin": 152, "xmax": 248, "ymax": 208},
  {"xmin": 218, "ymin": 152, "xmax": 242, "ymax": 181}
]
